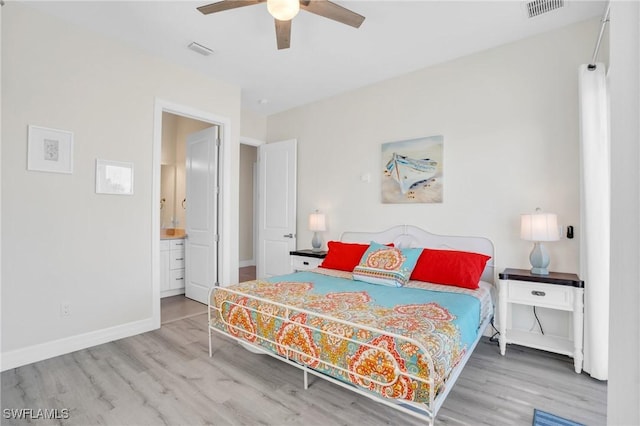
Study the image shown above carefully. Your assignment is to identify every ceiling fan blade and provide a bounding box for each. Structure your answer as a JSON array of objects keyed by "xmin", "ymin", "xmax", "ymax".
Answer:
[
  {"xmin": 275, "ymin": 19, "xmax": 291, "ymax": 50},
  {"xmin": 197, "ymin": 0, "xmax": 264, "ymax": 15},
  {"xmin": 300, "ymin": 0, "xmax": 365, "ymax": 28}
]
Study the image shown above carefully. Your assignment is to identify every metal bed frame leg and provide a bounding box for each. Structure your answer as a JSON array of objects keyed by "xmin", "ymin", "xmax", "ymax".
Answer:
[
  {"xmin": 208, "ymin": 307, "xmax": 213, "ymax": 357},
  {"xmin": 303, "ymin": 367, "xmax": 309, "ymax": 390}
]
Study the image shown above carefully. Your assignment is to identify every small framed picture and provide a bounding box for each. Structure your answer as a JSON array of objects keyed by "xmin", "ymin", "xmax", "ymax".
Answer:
[
  {"xmin": 27, "ymin": 125, "xmax": 74, "ymax": 174},
  {"xmin": 95, "ymin": 159, "xmax": 134, "ymax": 195}
]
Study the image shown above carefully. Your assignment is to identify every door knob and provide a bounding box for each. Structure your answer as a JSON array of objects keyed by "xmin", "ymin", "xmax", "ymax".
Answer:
[{"xmin": 283, "ymin": 233, "xmax": 294, "ymax": 238}]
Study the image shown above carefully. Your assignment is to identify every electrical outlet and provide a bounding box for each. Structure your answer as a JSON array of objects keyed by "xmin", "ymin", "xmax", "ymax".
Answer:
[{"xmin": 60, "ymin": 303, "xmax": 71, "ymax": 318}]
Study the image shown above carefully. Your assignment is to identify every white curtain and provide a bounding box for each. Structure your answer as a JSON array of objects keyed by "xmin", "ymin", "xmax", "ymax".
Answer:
[{"xmin": 578, "ymin": 63, "xmax": 610, "ymax": 380}]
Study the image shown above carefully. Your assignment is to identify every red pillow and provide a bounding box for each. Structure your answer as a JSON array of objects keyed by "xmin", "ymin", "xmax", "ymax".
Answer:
[
  {"xmin": 320, "ymin": 241, "xmax": 394, "ymax": 272},
  {"xmin": 320, "ymin": 241, "xmax": 370, "ymax": 272},
  {"xmin": 410, "ymin": 248, "xmax": 491, "ymax": 289}
]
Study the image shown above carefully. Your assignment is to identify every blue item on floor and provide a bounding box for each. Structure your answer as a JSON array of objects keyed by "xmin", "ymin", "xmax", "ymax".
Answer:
[{"xmin": 533, "ymin": 409, "xmax": 585, "ymax": 426}]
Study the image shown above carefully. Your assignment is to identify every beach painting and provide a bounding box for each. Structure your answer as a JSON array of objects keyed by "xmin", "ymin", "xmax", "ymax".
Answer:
[{"xmin": 382, "ymin": 135, "xmax": 443, "ymax": 204}]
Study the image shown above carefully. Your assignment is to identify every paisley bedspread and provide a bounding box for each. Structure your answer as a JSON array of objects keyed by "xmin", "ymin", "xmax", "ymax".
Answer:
[{"xmin": 209, "ymin": 269, "xmax": 484, "ymax": 404}]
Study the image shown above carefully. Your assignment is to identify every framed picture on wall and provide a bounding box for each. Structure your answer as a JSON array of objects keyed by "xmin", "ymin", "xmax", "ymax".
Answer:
[
  {"xmin": 27, "ymin": 125, "xmax": 74, "ymax": 174},
  {"xmin": 95, "ymin": 159, "xmax": 134, "ymax": 195},
  {"xmin": 382, "ymin": 135, "xmax": 444, "ymax": 203}
]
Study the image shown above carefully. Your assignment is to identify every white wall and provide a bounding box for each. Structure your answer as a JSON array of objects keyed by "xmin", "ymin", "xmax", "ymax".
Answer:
[
  {"xmin": 241, "ymin": 108, "xmax": 268, "ymax": 141},
  {"xmin": 1, "ymin": 3, "xmax": 241, "ymax": 367},
  {"xmin": 0, "ymin": 1, "xmax": 3, "ymax": 364},
  {"xmin": 267, "ymin": 19, "xmax": 598, "ymax": 335},
  {"xmin": 607, "ymin": 1, "xmax": 640, "ymax": 424}
]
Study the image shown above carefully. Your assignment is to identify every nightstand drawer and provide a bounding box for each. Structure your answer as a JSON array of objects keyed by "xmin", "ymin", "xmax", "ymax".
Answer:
[
  {"xmin": 292, "ymin": 256, "xmax": 322, "ymax": 271},
  {"xmin": 507, "ymin": 281, "xmax": 573, "ymax": 310}
]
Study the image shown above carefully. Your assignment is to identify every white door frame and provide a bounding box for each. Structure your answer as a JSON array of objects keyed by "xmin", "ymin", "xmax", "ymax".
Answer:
[
  {"xmin": 152, "ymin": 99, "xmax": 231, "ymax": 328},
  {"xmin": 240, "ymin": 137, "xmax": 265, "ymax": 270}
]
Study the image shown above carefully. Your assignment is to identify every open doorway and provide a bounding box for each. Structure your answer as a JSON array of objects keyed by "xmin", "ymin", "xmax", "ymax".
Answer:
[
  {"xmin": 239, "ymin": 137, "xmax": 264, "ymax": 282},
  {"xmin": 152, "ymin": 100, "xmax": 231, "ymax": 329},
  {"xmin": 159, "ymin": 112, "xmax": 213, "ymax": 324},
  {"xmin": 239, "ymin": 143, "xmax": 257, "ymax": 282},
  {"xmin": 237, "ymin": 138, "xmax": 297, "ymax": 280}
]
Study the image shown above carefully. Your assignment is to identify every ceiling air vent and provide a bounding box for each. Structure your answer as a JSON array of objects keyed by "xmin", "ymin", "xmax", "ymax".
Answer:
[
  {"xmin": 526, "ymin": 0, "xmax": 565, "ymax": 18},
  {"xmin": 187, "ymin": 42, "xmax": 214, "ymax": 56}
]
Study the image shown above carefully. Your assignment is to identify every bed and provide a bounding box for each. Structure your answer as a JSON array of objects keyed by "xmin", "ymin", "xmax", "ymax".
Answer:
[{"xmin": 208, "ymin": 225, "xmax": 495, "ymax": 425}]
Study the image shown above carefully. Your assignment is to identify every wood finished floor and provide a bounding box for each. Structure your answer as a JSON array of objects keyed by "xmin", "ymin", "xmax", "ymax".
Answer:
[
  {"xmin": 1, "ymin": 307, "xmax": 606, "ymax": 426},
  {"xmin": 161, "ymin": 296, "xmax": 207, "ymax": 324},
  {"xmin": 239, "ymin": 265, "xmax": 256, "ymax": 282},
  {"xmin": 160, "ymin": 265, "xmax": 255, "ymax": 324}
]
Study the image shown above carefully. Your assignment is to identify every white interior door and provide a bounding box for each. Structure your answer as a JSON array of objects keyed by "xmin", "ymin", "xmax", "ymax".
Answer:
[
  {"xmin": 185, "ymin": 126, "xmax": 219, "ymax": 303},
  {"xmin": 257, "ymin": 139, "xmax": 297, "ymax": 278}
]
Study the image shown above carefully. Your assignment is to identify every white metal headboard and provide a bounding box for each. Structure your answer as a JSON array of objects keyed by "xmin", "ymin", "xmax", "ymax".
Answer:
[{"xmin": 340, "ymin": 225, "xmax": 496, "ymax": 285}]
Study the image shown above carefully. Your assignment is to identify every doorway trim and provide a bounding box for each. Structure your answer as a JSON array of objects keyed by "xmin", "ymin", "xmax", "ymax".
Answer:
[
  {"xmin": 153, "ymin": 99, "xmax": 231, "ymax": 328},
  {"xmin": 240, "ymin": 136, "xmax": 265, "ymax": 147}
]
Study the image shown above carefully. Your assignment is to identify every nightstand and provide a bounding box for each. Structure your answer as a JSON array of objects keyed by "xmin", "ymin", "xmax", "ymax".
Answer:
[
  {"xmin": 498, "ymin": 268, "xmax": 584, "ymax": 373},
  {"xmin": 290, "ymin": 249, "xmax": 327, "ymax": 271}
]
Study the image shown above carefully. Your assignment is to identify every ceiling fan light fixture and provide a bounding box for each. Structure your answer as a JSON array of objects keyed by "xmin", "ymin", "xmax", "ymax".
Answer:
[{"xmin": 267, "ymin": 0, "xmax": 299, "ymax": 21}]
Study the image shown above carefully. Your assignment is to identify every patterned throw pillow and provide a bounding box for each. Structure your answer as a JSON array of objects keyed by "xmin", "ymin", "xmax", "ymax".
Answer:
[{"xmin": 352, "ymin": 241, "xmax": 422, "ymax": 287}]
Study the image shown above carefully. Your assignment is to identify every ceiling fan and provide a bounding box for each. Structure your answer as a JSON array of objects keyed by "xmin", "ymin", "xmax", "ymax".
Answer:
[{"xmin": 197, "ymin": 0, "xmax": 365, "ymax": 50}]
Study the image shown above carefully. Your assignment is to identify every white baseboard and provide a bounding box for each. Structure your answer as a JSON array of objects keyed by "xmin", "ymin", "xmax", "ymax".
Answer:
[
  {"xmin": 1, "ymin": 317, "xmax": 157, "ymax": 371},
  {"xmin": 239, "ymin": 259, "xmax": 256, "ymax": 268},
  {"xmin": 161, "ymin": 288, "xmax": 185, "ymax": 298}
]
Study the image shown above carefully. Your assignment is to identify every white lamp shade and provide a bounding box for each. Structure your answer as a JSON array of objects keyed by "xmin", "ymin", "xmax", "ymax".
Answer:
[
  {"xmin": 309, "ymin": 212, "xmax": 326, "ymax": 232},
  {"xmin": 521, "ymin": 212, "xmax": 560, "ymax": 242},
  {"xmin": 267, "ymin": 0, "xmax": 300, "ymax": 21}
]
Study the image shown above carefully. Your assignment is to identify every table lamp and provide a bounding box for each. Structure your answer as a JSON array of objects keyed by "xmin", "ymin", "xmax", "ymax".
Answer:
[
  {"xmin": 309, "ymin": 210, "xmax": 326, "ymax": 252},
  {"xmin": 520, "ymin": 208, "xmax": 560, "ymax": 275}
]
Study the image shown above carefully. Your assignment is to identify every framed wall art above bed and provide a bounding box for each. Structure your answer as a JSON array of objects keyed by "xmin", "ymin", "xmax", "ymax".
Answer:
[{"xmin": 382, "ymin": 136, "xmax": 444, "ymax": 204}]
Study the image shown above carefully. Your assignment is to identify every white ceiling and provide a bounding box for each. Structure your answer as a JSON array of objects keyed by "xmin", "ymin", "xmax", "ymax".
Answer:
[{"xmin": 25, "ymin": 1, "xmax": 606, "ymax": 115}]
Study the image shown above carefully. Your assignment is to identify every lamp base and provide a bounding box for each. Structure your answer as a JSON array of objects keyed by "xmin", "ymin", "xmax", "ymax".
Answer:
[
  {"xmin": 530, "ymin": 266, "xmax": 550, "ymax": 275},
  {"xmin": 311, "ymin": 232, "xmax": 322, "ymax": 252},
  {"xmin": 529, "ymin": 242, "xmax": 551, "ymax": 275}
]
